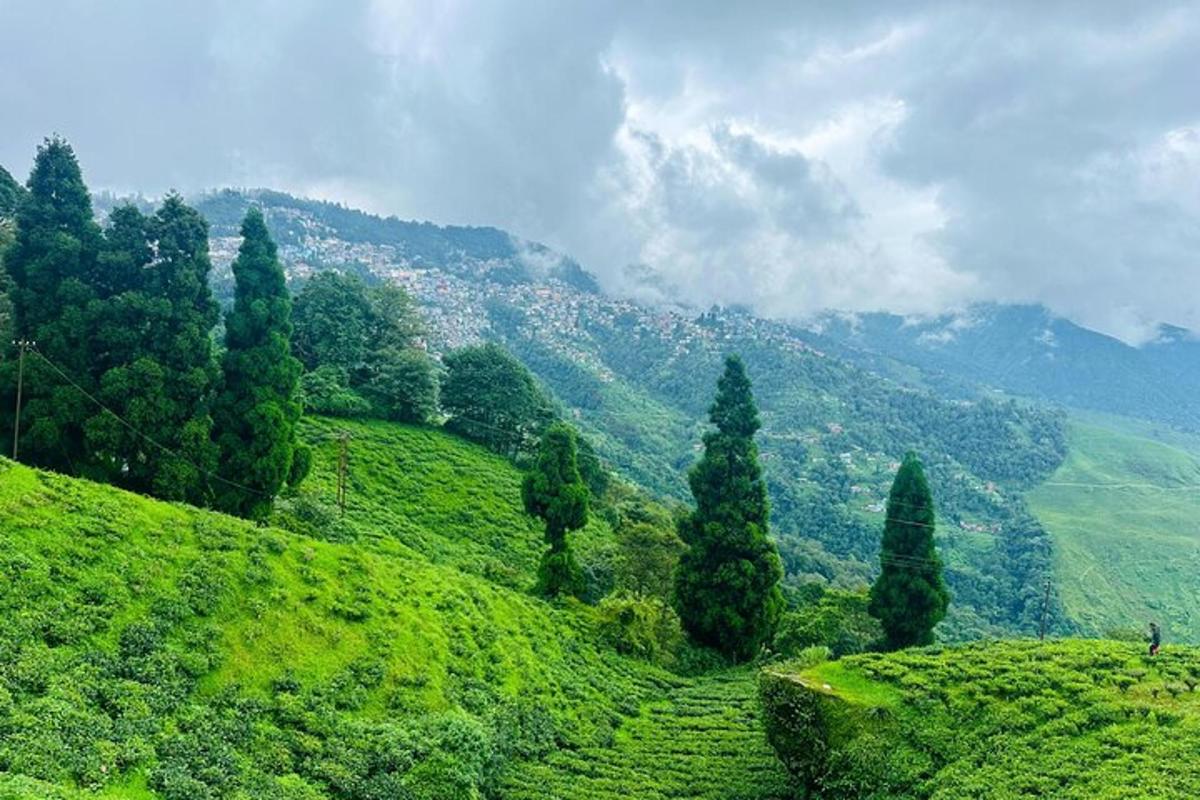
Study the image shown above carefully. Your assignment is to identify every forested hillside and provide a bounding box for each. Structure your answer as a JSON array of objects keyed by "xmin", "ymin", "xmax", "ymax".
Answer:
[
  {"xmin": 0, "ymin": 419, "xmax": 789, "ymax": 799},
  {"xmin": 813, "ymin": 305, "xmax": 1200, "ymax": 431},
  {"xmin": 181, "ymin": 190, "xmax": 1070, "ymax": 641}
]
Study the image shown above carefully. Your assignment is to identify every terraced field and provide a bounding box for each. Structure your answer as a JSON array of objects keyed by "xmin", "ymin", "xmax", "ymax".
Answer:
[
  {"xmin": 0, "ymin": 418, "xmax": 791, "ymax": 799},
  {"xmin": 502, "ymin": 670, "xmax": 790, "ymax": 800}
]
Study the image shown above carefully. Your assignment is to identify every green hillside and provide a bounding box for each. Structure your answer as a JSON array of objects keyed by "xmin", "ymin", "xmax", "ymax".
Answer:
[
  {"xmin": 761, "ymin": 640, "xmax": 1200, "ymax": 798},
  {"xmin": 1028, "ymin": 421, "xmax": 1200, "ymax": 640},
  {"xmin": 0, "ymin": 419, "xmax": 788, "ymax": 799}
]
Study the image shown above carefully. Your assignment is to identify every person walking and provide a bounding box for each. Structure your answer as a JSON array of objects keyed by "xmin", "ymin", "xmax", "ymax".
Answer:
[{"xmin": 1148, "ymin": 622, "xmax": 1161, "ymax": 657}]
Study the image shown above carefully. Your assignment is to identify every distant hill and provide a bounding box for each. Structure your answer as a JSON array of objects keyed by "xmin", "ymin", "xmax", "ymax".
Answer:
[
  {"xmin": 1028, "ymin": 419, "xmax": 1200, "ymax": 639},
  {"xmin": 0, "ymin": 418, "xmax": 788, "ymax": 800},
  {"xmin": 176, "ymin": 189, "xmax": 1071, "ymax": 642},
  {"xmin": 812, "ymin": 305, "xmax": 1200, "ymax": 431}
]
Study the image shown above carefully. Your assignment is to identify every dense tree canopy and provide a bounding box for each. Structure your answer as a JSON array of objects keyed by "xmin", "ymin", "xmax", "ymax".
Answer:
[
  {"xmin": 1, "ymin": 137, "xmax": 103, "ymax": 472},
  {"xmin": 522, "ymin": 422, "xmax": 589, "ymax": 598},
  {"xmin": 674, "ymin": 355, "xmax": 784, "ymax": 661},
  {"xmin": 84, "ymin": 195, "xmax": 221, "ymax": 502},
  {"xmin": 442, "ymin": 342, "xmax": 555, "ymax": 459},
  {"xmin": 212, "ymin": 208, "xmax": 308, "ymax": 518},
  {"xmin": 868, "ymin": 451, "xmax": 950, "ymax": 649},
  {"xmin": 291, "ymin": 271, "xmax": 436, "ymax": 423}
]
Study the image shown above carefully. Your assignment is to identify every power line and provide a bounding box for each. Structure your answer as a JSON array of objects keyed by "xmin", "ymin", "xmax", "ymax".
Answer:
[{"xmin": 25, "ymin": 346, "xmax": 271, "ymax": 498}]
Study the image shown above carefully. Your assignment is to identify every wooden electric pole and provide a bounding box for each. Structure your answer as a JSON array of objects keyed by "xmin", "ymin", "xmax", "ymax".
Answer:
[
  {"xmin": 336, "ymin": 430, "xmax": 350, "ymax": 516},
  {"xmin": 11, "ymin": 340, "xmax": 34, "ymax": 461},
  {"xmin": 1039, "ymin": 578, "xmax": 1051, "ymax": 641}
]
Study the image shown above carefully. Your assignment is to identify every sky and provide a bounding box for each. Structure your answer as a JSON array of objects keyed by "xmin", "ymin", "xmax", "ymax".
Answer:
[{"xmin": 1, "ymin": 1, "xmax": 1198, "ymax": 343}]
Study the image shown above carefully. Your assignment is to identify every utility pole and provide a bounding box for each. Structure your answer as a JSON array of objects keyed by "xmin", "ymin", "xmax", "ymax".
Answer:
[
  {"xmin": 336, "ymin": 430, "xmax": 350, "ymax": 516},
  {"xmin": 11, "ymin": 340, "xmax": 34, "ymax": 461},
  {"xmin": 1039, "ymin": 578, "xmax": 1051, "ymax": 641}
]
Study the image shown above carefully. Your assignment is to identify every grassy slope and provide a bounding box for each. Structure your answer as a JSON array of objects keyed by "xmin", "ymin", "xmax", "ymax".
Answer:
[
  {"xmin": 765, "ymin": 640, "xmax": 1200, "ymax": 798},
  {"xmin": 0, "ymin": 419, "xmax": 787, "ymax": 799},
  {"xmin": 1028, "ymin": 420, "xmax": 1200, "ymax": 639}
]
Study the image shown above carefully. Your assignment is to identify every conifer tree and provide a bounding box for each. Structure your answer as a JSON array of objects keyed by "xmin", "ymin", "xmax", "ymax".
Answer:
[
  {"xmin": 1, "ymin": 138, "xmax": 103, "ymax": 471},
  {"xmin": 522, "ymin": 422, "xmax": 589, "ymax": 598},
  {"xmin": 212, "ymin": 208, "xmax": 308, "ymax": 519},
  {"xmin": 86, "ymin": 195, "xmax": 220, "ymax": 502},
  {"xmin": 674, "ymin": 355, "xmax": 783, "ymax": 661},
  {"xmin": 868, "ymin": 451, "xmax": 950, "ymax": 649}
]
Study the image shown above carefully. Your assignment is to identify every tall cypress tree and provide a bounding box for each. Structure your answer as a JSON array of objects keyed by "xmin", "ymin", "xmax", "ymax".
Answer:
[
  {"xmin": 86, "ymin": 195, "xmax": 221, "ymax": 502},
  {"xmin": 1, "ymin": 138, "xmax": 103, "ymax": 471},
  {"xmin": 212, "ymin": 208, "xmax": 308, "ymax": 519},
  {"xmin": 868, "ymin": 451, "xmax": 950, "ymax": 649},
  {"xmin": 522, "ymin": 422, "xmax": 589, "ymax": 598},
  {"xmin": 674, "ymin": 355, "xmax": 783, "ymax": 661}
]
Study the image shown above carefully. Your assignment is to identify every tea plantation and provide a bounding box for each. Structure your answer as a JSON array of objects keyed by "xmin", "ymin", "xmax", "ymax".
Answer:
[
  {"xmin": 761, "ymin": 639, "xmax": 1200, "ymax": 798},
  {"xmin": 0, "ymin": 418, "xmax": 788, "ymax": 799}
]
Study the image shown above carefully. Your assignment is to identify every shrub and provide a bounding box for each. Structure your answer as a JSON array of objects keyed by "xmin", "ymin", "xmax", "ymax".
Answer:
[{"xmin": 596, "ymin": 593, "xmax": 684, "ymax": 666}]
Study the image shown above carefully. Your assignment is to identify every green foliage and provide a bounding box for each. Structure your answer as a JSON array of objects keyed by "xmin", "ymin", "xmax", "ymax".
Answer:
[
  {"xmin": 0, "ymin": 416, "xmax": 788, "ymax": 800},
  {"xmin": 297, "ymin": 365, "xmax": 371, "ymax": 417},
  {"xmin": 869, "ymin": 452, "xmax": 950, "ymax": 649},
  {"xmin": 0, "ymin": 163, "xmax": 25, "ymax": 218},
  {"xmin": 774, "ymin": 587, "xmax": 882, "ymax": 658},
  {"xmin": 675, "ymin": 356, "xmax": 784, "ymax": 661},
  {"xmin": 442, "ymin": 342, "xmax": 554, "ymax": 459},
  {"xmin": 523, "ymin": 423, "xmax": 589, "ymax": 598},
  {"xmin": 290, "ymin": 271, "xmax": 435, "ymax": 423},
  {"xmin": 614, "ymin": 519, "xmax": 684, "ymax": 600},
  {"xmin": 1, "ymin": 137, "xmax": 103, "ymax": 472},
  {"xmin": 596, "ymin": 592, "xmax": 684, "ymax": 667},
  {"xmin": 763, "ymin": 639, "xmax": 1200, "ymax": 799},
  {"xmin": 1028, "ymin": 419, "xmax": 1200, "ymax": 640},
  {"xmin": 212, "ymin": 208, "xmax": 305, "ymax": 518},
  {"xmin": 361, "ymin": 346, "xmax": 438, "ymax": 424},
  {"xmin": 84, "ymin": 195, "xmax": 221, "ymax": 504}
]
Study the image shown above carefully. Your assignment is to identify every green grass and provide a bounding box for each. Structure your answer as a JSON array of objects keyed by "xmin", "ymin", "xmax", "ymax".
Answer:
[
  {"xmin": 0, "ymin": 418, "xmax": 787, "ymax": 799},
  {"xmin": 763, "ymin": 639, "xmax": 1200, "ymax": 798},
  {"xmin": 1028, "ymin": 420, "xmax": 1200, "ymax": 639}
]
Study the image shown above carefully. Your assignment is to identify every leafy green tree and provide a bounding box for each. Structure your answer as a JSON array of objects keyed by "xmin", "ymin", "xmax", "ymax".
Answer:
[
  {"xmin": 674, "ymin": 355, "xmax": 784, "ymax": 661},
  {"xmin": 868, "ymin": 451, "xmax": 950, "ymax": 649},
  {"xmin": 615, "ymin": 520, "xmax": 685, "ymax": 600},
  {"xmin": 1, "ymin": 138, "xmax": 103, "ymax": 472},
  {"xmin": 212, "ymin": 208, "xmax": 308, "ymax": 518},
  {"xmin": 291, "ymin": 271, "xmax": 435, "ymax": 422},
  {"xmin": 363, "ymin": 347, "xmax": 439, "ymax": 423},
  {"xmin": 291, "ymin": 271, "xmax": 375, "ymax": 373},
  {"xmin": 0, "ymin": 164, "xmax": 23, "ymax": 218},
  {"xmin": 298, "ymin": 365, "xmax": 371, "ymax": 417},
  {"xmin": 442, "ymin": 343, "xmax": 554, "ymax": 458},
  {"xmin": 522, "ymin": 422, "xmax": 589, "ymax": 598},
  {"xmin": 85, "ymin": 196, "xmax": 220, "ymax": 502}
]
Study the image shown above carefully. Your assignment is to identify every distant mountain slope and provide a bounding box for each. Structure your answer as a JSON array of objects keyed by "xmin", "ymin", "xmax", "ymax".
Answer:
[
  {"xmin": 1028, "ymin": 420, "xmax": 1200, "ymax": 640},
  {"xmin": 184, "ymin": 189, "xmax": 1071, "ymax": 642},
  {"xmin": 812, "ymin": 305, "xmax": 1200, "ymax": 431},
  {"xmin": 0, "ymin": 419, "xmax": 788, "ymax": 800}
]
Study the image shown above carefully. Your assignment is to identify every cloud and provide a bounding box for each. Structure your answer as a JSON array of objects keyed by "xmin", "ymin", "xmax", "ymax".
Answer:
[{"xmin": 1, "ymin": 1, "xmax": 1197, "ymax": 341}]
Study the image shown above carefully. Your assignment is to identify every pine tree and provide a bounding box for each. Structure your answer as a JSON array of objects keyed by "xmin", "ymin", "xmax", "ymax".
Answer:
[
  {"xmin": 868, "ymin": 451, "xmax": 950, "ymax": 649},
  {"xmin": 1, "ymin": 138, "xmax": 103, "ymax": 471},
  {"xmin": 212, "ymin": 208, "xmax": 308, "ymax": 519},
  {"xmin": 674, "ymin": 355, "xmax": 783, "ymax": 661},
  {"xmin": 522, "ymin": 422, "xmax": 589, "ymax": 598},
  {"xmin": 86, "ymin": 195, "xmax": 220, "ymax": 502}
]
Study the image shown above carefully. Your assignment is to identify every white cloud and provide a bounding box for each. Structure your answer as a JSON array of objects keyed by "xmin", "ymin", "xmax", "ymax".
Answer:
[{"xmin": 1, "ymin": 1, "xmax": 1197, "ymax": 342}]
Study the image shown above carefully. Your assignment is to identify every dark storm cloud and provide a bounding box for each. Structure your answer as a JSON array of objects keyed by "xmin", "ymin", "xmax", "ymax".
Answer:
[{"xmin": 1, "ymin": 1, "xmax": 1197, "ymax": 341}]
